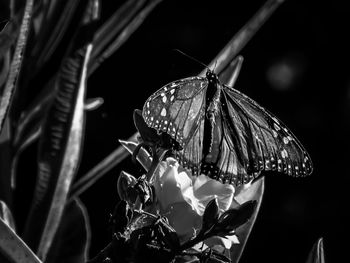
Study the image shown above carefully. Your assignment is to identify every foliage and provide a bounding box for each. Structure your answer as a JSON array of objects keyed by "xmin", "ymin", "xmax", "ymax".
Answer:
[{"xmin": 0, "ymin": 0, "xmax": 323, "ymax": 263}]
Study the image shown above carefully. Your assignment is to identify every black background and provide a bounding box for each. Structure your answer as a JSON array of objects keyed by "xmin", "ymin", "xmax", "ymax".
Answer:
[
  {"xmin": 83, "ymin": 0, "xmax": 350, "ymax": 262},
  {"xmin": 9, "ymin": 0, "xmax": 350, "ymax": 262}
]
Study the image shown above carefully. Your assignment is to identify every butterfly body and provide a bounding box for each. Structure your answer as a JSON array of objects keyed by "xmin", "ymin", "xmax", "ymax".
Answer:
[{"xmin": 143, "ymin": 69, "xmax": 313, "ymax": 186}]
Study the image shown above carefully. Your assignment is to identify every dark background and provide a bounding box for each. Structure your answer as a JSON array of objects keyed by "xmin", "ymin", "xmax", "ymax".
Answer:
[{"xmin": 41, "ymin": 0, "xmax": 350, "ymax": 262}]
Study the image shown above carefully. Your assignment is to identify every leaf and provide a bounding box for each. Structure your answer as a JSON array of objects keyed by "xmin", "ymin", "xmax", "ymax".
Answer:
[
  {"xmin": 0, "ymin": 218, "xmax": 42, "ymax": 263},
  {"xmin": 217, "ymin": 56, "xmax": 244, "ymax": 89},
  {"xmin": 110, "ymin": 200, "xmax": 133, "ymax": 235},
  {"xmin": 22, "ymin": 2, "xmax": 98, "ymax": 260},
  {"xmin": 199, "ymin": 0, "xmax": 285, "ymax": 77},
  {"xmin": 306, "ymin": 238, "xmax": 325, "ymax": 263},
  {"xmin": 30, "ymin": 0, "xmax": 87, "ymax": 73},
  {"xmin": 89, "ymin": 0, "xmax": 164, "ymax": 75},
  {"xmin": 201, "ymin": 198, "xmax": 220, "ymax": 233},
  {"xmin": 0, "ymin": 117, "xmax": 12, "ymax": 206},
  {"xmin": 0, "ymin": 0, "xmax": 34, "ymax": 133},
  {"xmin": 0, "ymin": 20, "xmax": 18, "ymax": 57},
  {"xmin": 0, "ymin": 200, "xmax": 15, "ymax": 231},
  {"xmin": 155, "ymin": 217, "xmax": 180, "ymax": 251},
  {"xmin": 11, "ymin": 83, "xmax": 55, "ymax": 189},
  {"xmin": 117, "ymin": 171, "xmax": 138, "ymax": 203},
  {"xmin": 45, "ymin": 198, "xmax": 91, "ymax": 263},
  {"xmin": 214, "ymin": 201, "xmax": 257, "ymax": 235},
  {"xmin": 230, "ymin": 178, "xmax": 264, "ymax": 263}
]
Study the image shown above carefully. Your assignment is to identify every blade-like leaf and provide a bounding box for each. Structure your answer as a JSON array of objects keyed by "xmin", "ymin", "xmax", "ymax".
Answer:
[
  {"xmin": 199, "ymin": 0, "xmax": 285, "ymax": 77},
  {"xmin": 30, "ymin": 0, "xmax": 84, "ymax": 72},
  {"xmin": 230, "ymin": 178, "xmax": 264, "ymax": 263},
  {"xmin": 0, "ymin": 218, "xmax": 42, "ymax": 263},
  {"xmin": 306, "ymin": 238, "xmax": 325, "ymax": 263},
  {"xmin": 23, "ymin": 2, "xmax": 97, "ymax": 259},
  {"xmin": 11, "ymin": 80, "xmax": 55, "ymax": 189},
  {"xmin": 0, "ymin": 200, "xmax": 15, "ymax": 231},
  {"xmin": 0, "ymin": 0, "xmax": 34, "ymax": 133},
  {"xmin": 0, "ymin": 20, "xmax": 18, "ymax": 87},
  {"xmin": 89, "ymin": 0, "xmax": 163, "ymax": 75},
  {"xmin": 45, "ymin": 198, "xmax": 91, "ymax": 263},
  {"xmin": 218, "ymin": 56, "xmax": 244, "ymax": 88},
  {"xmin": 91, "ymin": 0, "xmax": 146, "ymax": 66},
  {"xmin": 0, "ymin": 117, "xmax": 12, "ymax": 206}
]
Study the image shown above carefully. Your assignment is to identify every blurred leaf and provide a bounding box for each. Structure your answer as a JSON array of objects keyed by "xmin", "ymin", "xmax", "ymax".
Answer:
[
  {"xmin": 306, "ymin": 238, "xmax": 325, "ymax": 263},
  {"xmin": 0, "ymin": 117, "xmax": 12, "ymax": 207},
  {"xmin": 218, "ymin": 56, "xmax": 243, "ymax": 88},
  {"xmin": 0, "ymin": 0, "xmax": 34, "ymax": 133},
  {"xmin": 0, "ymin": 200, "xmax": 15, "ymax": 231},
  {"xmin": 0, "ymin": 218, "xmax": 42, "ymax": 263},
  {"xmin": 230, "ymin": 178, "xmax": 264, "ymax": 263},
  {"xmin": 11, "ymin": 81, "xmax": 55, "ymax": 189},
  {"xmin": 45, "ymin": 198, "xmax": 91, "ymax": 263},
  {"xmin": 199, "ymin": 0, "xmax": 285, "ymax": 77},
  {"xmin": 91, "ymin": 0, "xmax": 146, "ymax": 66},
  {"xmin": 89, "ymin": 0, "xmax": 163, "ymax": 75},
  {"xmin": 30, "ymin": 0, "xmax": 86, "ymax": 72},
  {"xmin": 0, "ymin": 20, "xmax": 18, "ymax": 57},
  {"xmin": 69, "ymin": 133, "xmax": 139, "ymax": 200},
  {"xmin": 22, "ymin": 1, "xmax": 97, "ymax": 259}
]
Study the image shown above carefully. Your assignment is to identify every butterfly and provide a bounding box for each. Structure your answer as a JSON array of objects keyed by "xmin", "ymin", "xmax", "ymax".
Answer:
[{"xmin": 142, "ymin": 68, "xmax": 313, "ymax": 186}]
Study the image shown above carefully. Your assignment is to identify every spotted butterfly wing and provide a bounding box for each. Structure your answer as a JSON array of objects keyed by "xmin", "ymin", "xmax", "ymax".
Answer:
[{"xmin": 142, "ymin": 70, "xmax": 313, "ymax": 185}]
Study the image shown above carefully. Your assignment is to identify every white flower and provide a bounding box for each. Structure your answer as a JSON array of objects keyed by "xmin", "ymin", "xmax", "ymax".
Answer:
[{"xmin": 152, "ymin": 157, "xmax": 239, "ymax": 249}]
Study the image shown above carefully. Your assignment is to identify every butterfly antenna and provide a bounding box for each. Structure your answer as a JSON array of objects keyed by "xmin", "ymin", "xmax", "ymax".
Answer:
[{"xmin": 173, "ymin": 49, "xmax": 209, "ymax": 70}]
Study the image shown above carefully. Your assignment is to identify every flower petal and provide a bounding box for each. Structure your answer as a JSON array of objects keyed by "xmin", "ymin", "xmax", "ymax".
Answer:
[
  {"xmin": 193, "ymin": 175, "xmax": 235, "ymax": 212},
  {"xmin": 163, "ymin": 202, "xmax": 202, "ymax": 243}
]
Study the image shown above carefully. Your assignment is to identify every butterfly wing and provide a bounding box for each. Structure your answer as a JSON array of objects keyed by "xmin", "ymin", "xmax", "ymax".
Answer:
[
  {"xmin": 218, "ymin": 85, "xmax": 313, "ymax": 181},
  {"xmin": 143, "ymin": 74, "xmax": 313, "ymax": 186},
  {"xmin": 143, "ymin": 76, "xmax": 208, "ymax": 147}
]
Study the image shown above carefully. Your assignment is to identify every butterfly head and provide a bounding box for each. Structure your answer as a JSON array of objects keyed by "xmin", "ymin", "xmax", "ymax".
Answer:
[{"xmin": 206, "ymin": 70, "xmax": 219, "ymax": 84}]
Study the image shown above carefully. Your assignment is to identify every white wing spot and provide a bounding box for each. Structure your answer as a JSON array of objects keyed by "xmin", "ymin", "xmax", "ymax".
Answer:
[
  {"xmin": 161, "ymin": 108, "xmax": 167, "ymax": 116},
  {"xmin": 161, "ymin": 93, "xmax": 165, "ymax": 97},
  {"xmin": 164, "ymin": 87, "xmax": 167, "ymax": 91},
  {"xmin": 272, "ymin": 117, "xmax": 280, "ymax": 124},
  {"xmin": 273, "ymin": 123, "xmax": 280, "ymax": 131},
  {"xmin": 281, "ymin": 149, "xmax": 288, "ymax": 158},
  {"xmin": 164, "ymin": 120, "xmax": 168, "ymax": 124},
  {"xmin": 170, "ymin": 95, "xmax": 175, "ymax": 101},
  {"xmin": 147, "ymin": 102, "xmax": 150, "ymax": 108},
  {"xmin": 272, "ymin": 130, "xmax": 278, "ymax": 138},
  {"xmin": 150, "ymin": 116, "xmax": 154, "ymax": 121},
  {"xmin": 162, "ymin": 96, "xmax": 167, "ymax": 103},
  {"xmin": 170, "ymin": 89, "xmax": 175, "ymax": 94},
  {"xmin": 170, "ymin": 83, "xmax": 176, "ymax": 88},
  {"xmin": 283, "ymin": 137, "xmax": 289, "ymax": 144}
]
